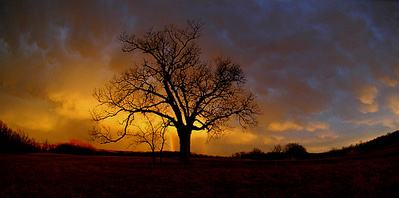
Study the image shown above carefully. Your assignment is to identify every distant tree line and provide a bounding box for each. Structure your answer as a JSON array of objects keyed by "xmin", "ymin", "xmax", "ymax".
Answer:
[
  {"xmin": 0, "ymin": 120, "xmax": 99, "ymax": 154},
  {"xmin": 324, "ymin": 130, "xmax": 399, "ymax": 157},
  {"xmin": 232, "ymin": 143, "xmax": 308, "ymax": 160},
  {"xmin": 233, "ymin": 130, "xmax": 399, "ymax": 160},
  {"xmin": 0, "ymin": 120, "xmax": 40, "ymax": 153},
  {"xmin": 2, "ymin": 120, "xmax": 398, "ymax": 160},
  {"xmin": 0, "ymin": 120, "xmax": 209, "ymax": 159}
]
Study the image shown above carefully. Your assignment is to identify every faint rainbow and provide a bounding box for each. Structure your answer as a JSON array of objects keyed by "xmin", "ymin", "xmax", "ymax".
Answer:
[
  {"xmin": 168, "ymin": 132, "xmax": 208, "ymax": 154},
  {"xmin": 168, "ymin": 133, "xmax": 178, "ymax": 152}
]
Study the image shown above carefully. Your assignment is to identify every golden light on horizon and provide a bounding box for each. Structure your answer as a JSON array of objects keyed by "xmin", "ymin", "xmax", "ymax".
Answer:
[{"xmin": 1, "ymin": 0, "xmax": 398, "ymax": 156}]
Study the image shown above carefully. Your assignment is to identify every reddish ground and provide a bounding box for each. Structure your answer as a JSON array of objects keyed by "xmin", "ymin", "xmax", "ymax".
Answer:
[{"xmin": 1, "ymin": 152, "xmax": 398, "ymax": 197}]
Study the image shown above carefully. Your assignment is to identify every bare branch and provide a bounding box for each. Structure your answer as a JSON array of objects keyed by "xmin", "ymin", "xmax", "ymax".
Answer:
[{"xmin": 90, "ymin": 20, "xmax": 259, "ymax": 162}]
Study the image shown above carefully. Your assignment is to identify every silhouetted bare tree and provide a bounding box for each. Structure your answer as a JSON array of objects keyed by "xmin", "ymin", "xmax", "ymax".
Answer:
[
  {"xmin": 90, "ymin": 20, "xmax": 259, "ymax": 163},
  {"xmin": 270, "ymin": 144, "xmax": 283, "ymax": 153},
  {"xmin": 128, "ymin": 114, "xmax": 169, "ymax": 164}
]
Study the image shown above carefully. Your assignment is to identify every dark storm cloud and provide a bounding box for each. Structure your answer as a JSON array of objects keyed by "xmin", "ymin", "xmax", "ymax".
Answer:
[
  {"xmin": 0, "ymin": 0, "xmax": 398, "ymax": 154},
  {"xmin": 0, "ymin": 0, "xmax": 133, "ymax": 142}
]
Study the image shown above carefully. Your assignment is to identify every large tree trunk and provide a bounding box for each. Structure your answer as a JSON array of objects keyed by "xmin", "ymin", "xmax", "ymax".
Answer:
[{"xmin": 178, "ymin": 130, "xmax": 192, "ymax": 164}]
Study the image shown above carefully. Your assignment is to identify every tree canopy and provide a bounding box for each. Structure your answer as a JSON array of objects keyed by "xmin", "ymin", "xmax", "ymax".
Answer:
[{"xmin": 90, "ymin": 20, "xmax": 259, "ymax": 163}]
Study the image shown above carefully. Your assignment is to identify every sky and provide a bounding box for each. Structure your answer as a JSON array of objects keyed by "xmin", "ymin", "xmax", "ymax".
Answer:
[{"xmin": 1, "ymin": 0, "xmax": 398, "ymax": 156}]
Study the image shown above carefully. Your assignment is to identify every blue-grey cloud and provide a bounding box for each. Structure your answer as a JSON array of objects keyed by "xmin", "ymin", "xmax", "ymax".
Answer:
[{"xmin": 0, "ymin": 0, "xmax": 398, "ymax": 154}]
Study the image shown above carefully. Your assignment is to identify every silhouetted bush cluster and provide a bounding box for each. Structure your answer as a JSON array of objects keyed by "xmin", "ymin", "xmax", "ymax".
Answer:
[
  {"xmin": 48, "ymin": 143, "xmax": 98, "ymax": 155},
  {"xmin": 0, "ymin": 120, "xmax": 101, "ymax": 155},
  {"xmin": 232, "ymin": 148, "xmax": 268, "ymax": 160},
  {"xmin": 283, "ymin": 143, "xmax": 308, "ymax": 158},
  {"xmin": 0, "ymin": 121, "xmax": 39, "ymax": 153},
  {"xmin": 232, "ymin": 143, "xmax": 309, "ymax": 160}
]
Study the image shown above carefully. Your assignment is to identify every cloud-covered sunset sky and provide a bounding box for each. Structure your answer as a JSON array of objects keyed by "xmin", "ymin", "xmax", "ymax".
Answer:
[{"xmin": 1, "ymin": 0, "xmax": 398, "ymax": 156}]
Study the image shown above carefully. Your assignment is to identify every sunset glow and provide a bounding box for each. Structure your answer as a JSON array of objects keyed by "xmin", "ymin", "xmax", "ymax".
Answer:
[{"xmin": 1, "ymin": 0, "xmax": 398, "ymax": 156}]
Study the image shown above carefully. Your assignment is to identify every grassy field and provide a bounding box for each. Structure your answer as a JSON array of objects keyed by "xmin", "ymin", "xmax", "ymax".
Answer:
[{"xmin": 1, "ymin": 152, "xmax": 398, "ymax": 197}]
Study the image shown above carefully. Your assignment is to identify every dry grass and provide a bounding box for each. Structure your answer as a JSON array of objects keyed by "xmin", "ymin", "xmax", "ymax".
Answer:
[{"xmin": 1, "ymin": 152, "xmax": 398, "ymax": 197}]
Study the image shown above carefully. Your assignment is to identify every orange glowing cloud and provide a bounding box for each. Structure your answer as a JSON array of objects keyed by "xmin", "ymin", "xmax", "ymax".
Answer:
[{"xmin": 0, "ymin": 0, "xmax": 398, "ymax": 156}]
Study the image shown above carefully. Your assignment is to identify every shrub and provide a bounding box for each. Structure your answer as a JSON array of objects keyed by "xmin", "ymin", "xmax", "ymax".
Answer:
[
  {"xmin": 232, "ymin": 148, "xmax": 267, "ymax": 160},
  {"xmin": 283, "ymin": 143, "xmax": 308, "ymax": 159}
]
